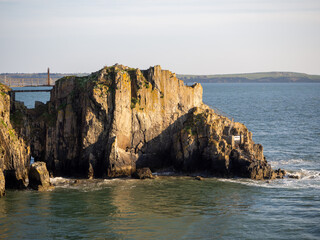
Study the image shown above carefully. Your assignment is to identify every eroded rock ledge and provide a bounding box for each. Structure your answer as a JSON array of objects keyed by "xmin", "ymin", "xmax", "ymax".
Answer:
[{"xmin": 25, "ymin": 64, "xmax": 284, "ymax": 180}]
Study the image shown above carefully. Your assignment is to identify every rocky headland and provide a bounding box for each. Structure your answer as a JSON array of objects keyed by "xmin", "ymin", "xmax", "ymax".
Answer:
[{"xmin": 0, "ymin": 65, "xmax": 285, "ymax": 196}]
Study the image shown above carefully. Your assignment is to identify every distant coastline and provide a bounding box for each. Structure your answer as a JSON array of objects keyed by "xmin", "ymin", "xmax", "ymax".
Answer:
[
  {"xmin": 0, "ymin": 71, "xmax": 320, "ymax": 86},
  {"xmin": 178, "ymin": 72, "xmax": 320, "ymax": 83}
]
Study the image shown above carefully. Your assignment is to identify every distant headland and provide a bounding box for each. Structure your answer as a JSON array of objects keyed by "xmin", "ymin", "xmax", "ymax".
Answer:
[
  {"xmin": 178, "ymin": 72, "xmax": 320, "ymax": 83},
  {"xmin": 1, "ymin": 71, "xmax": 319, "ymax": 87}
]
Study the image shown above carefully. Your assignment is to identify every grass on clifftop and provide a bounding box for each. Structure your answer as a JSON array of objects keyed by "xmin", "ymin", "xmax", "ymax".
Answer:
[{"xmin": 0, "ymin": 82, "xmax": 10, "ymax": 96}]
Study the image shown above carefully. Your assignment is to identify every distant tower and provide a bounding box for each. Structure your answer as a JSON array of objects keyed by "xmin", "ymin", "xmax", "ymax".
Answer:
[{"xmin": 47, "ymin": 67, "xmax": 50, "ymax": 86}]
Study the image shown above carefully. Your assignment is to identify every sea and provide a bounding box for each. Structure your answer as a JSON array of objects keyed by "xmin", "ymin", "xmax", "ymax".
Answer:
[{"xmin": 1, "ymin": 83, "xmax": 319, "ymax": 240}]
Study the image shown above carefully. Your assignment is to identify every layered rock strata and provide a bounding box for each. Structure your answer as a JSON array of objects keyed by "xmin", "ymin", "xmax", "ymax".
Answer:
[
  {"xmin": 0, "ymin": 83, "xmax": 30, "ymax": 191},
  {"xmin": 29, "ymin": 65, "xmax": 283, "ymax": 180}
]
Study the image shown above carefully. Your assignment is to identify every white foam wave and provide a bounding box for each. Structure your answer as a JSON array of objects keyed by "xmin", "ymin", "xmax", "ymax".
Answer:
[
  {"xmin": 49, "ymin": 177, "xmax": 141, "ymax": 191},
  {"xmin": 268, "ymin": 158, "xmax": 314, "ymax": 172},
  {"xmin": 295, "ymin": 169, "xmax": 320, "ymax": 180},
  {"xmin": 50, "ymin": 177, "xmax": 109, "ymax": 191},
  {"xmin": 217, "ymin": 168, "xmax": 320, "ymax": 190},
  {"xmin": 49, "ymin": 167, "xmax": 320, "ymax": 191},
  {"xmin": 50, "ymin": 177, "xmax": 70, "ymax": 185}
]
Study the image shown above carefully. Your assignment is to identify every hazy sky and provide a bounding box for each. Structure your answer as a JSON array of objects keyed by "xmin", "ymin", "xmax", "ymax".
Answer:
[{"xmin": 0, "ymin": 0, "xmax": 319, "ymax": 74}]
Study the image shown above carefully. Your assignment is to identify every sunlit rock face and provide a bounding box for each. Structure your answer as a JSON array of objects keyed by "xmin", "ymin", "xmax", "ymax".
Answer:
[
  {"xmin": 0, "ymin": 170, "xmax": 5, "ymax": 197},
  {"xmin": 0, "ymin": 83, "xmax": 30, "ymax": 190},
  {"xmin": 29, "ymin": 65, "xmax": 283, "ymax": 180},
  {"xmin": 29, "ymin": 161, "xmax": 53, "ymax": 191}
]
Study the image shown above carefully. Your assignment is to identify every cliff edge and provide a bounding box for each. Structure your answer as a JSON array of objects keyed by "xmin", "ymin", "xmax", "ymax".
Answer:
[
  {"xmin": 0, "ymin": 83, "xmax": 30, "ymax": 195},
  {"xmin": 29, "ymin": 65, "xmax": 284, "ymax": 180}
]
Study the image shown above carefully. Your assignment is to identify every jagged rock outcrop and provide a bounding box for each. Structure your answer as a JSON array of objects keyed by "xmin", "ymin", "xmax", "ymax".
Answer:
[
  {"xmin": 133, "ymin": 167, "xmax": 155, "ymax": 179},
  {"xmin": 28, "ymin": 162, "xmax": 53, "ymax": 191},
  {"xmin": 30, "ymin": 65, "xmax": 283, "ymax": 180},
  {"xmin": 195, "ymin": 176, "xmax": 204, "ymax": 181},
  {"xmin": 173, "ymin": 107, "xmax": 274, "ymax": 179},
  {"xmin": 0, "ymin": 83, "xmax": 30, "ymax": 189}
]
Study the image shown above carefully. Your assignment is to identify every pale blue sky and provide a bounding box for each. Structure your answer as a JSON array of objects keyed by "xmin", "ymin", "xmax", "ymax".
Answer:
[{"xmin": 0, "ymin": 0, "xmax": 319, "ymax": 74}]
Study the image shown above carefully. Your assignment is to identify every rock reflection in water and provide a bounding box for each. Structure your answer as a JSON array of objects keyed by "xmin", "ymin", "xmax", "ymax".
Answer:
[
  {"xmin": 0, "ymin": 177, "xmax": 256, "ymax": 239},
  {"xmin": 108, "ymin": 177, "xmax": 254, "ymax": 239}
]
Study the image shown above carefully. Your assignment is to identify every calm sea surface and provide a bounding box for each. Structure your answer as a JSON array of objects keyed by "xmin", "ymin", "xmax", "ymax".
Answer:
[{"xmin": 1, "ymin": 83, "xmax": 319, "ymax": 239}]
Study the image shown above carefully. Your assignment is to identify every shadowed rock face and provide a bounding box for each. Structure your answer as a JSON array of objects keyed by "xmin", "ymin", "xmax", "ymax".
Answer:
[
  {"xmin": 28, "ymin": 64, "xmax": 283, "ymax": 180},
  {"xmin": 173, "ymin": 107, "xmax": 276, "ymax": 179},
  {"xmin": 0, "ymin": 83, "xmax": 30, "ymax": 191}
]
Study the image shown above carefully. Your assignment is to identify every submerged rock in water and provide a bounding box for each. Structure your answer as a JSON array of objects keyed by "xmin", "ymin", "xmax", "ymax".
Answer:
[
  {"xmin": 273, "ymin": 169, "xmax": 286, "ymax": 179},
  {"xmin": 0, "ymin": 169, "xmax": 5, "ymax": 197},
  {"xmin": 29, "ymin": 162, "xmax": 54, "ymax": 191},
  {"xmin": 133, "ymin": 167, "xmax": 154, "ymax": 179},
  {"xmin": 194, "ymin": 176, "xmax": 204, "ymax": 181},
  {"xmin": 22, "ymin": 64, "xmax": 283, "ymax": 180},
  {"xmin": 287, "ymin": 174, "xmax": 300, "ymax": 179}
]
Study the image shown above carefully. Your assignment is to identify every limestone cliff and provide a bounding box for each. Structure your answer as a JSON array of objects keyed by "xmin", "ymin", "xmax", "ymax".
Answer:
[
  {"xmin": 0, "ymin": 83, "xmax": 30, "ymax": 192},
  {"xmin": 31, "ymin": 65, "xmax": 202, "ymax": 177},
  {"xmin": 31, "ymin": 65, "xmax": 283, "ymax": 180}
]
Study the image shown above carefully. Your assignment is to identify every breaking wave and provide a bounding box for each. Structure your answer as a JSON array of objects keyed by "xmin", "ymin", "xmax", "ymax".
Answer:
[
  {"xmin": 49, "ymin": 157, "xmax": 320, "ymax": 191},
  {"xmin": 49, "ymin": 177, "xmax": 140, "ymax": 192},
  {"xmin": 212, "ymin": 155, "xmax": 319, "ymax": 189}
]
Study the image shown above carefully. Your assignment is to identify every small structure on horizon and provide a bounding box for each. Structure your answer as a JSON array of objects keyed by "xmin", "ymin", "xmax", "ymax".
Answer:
[{"xmin": 47, "ymin": 67, "xmax": 50, "ymax": 86}]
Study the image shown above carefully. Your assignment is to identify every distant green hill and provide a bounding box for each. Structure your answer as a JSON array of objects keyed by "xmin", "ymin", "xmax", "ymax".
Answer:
[{"xmin": 177, "ymin": 72, "xmax": 320, "ymax": 83}]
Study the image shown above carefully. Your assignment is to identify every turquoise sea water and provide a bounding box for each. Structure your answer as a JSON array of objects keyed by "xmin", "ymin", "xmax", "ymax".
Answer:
[
  {"xmin": 13, "ymin": 86, "xmax": 52, "ymax": 108},
  {"xmin": 1, "ymin": 83, "xmax": 320, "ymax": 239}
]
